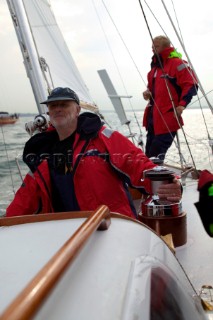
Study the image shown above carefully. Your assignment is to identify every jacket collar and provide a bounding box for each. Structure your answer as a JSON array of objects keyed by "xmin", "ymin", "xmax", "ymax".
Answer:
[
  {"xmin": 151, "ymin": 47, "xmax": 175, "ymax": 68},
  {"xmin": 77, "ymin": 112, "xmax": 103, "ymax": 139}
]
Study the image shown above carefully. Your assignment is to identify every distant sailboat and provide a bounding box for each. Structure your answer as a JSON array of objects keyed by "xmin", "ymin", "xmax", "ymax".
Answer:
[{"xmin": 0, "ymin": 111, "xmax": 19, "ymax": 125}]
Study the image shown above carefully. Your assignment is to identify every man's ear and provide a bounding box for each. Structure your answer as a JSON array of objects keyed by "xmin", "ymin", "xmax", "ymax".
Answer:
[{"xmin": 77, "ymin": 105, "xmax": 81, "ymax": 115}]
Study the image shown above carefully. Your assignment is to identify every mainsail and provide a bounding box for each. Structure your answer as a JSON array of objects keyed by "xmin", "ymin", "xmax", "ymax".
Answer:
[{"xmin": 6, "ymin": 0, "xmax": 98, "ymax": 112}]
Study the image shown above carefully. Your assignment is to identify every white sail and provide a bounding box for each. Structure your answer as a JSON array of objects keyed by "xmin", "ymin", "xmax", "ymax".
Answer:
[{"xmin": 6, "ymin": 0, "xmax": 98, "ymax": 112}]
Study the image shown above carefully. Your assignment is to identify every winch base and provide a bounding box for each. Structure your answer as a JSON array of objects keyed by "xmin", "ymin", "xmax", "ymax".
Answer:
[{"xmin": 138, "ymin": 212, "xmax": 187, "ymax": 247}]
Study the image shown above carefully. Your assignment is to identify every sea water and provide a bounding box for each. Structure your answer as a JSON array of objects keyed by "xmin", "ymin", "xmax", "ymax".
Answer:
[{"xmin": 0, "ymin": 108, "xmax": 212, "ymax": 216}]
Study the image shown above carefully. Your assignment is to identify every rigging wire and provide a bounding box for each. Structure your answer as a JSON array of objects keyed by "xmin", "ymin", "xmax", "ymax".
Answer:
[
  {"xmin": 189, "ymin": 90, "xmax": 213, "ymax": 107},
  {"xmin": 92, "ymin": 0, "xmax": 134, "ymax": 137},
  {"xmin": 161, "ymin": 0, "xmax": 213, "ymax": 153},
  {"xmin": 188, "ymin": 93, "xmax": 213, "ymax": 154},
  {"xmin": 142, "ymin": 0, "xmax": 170, "ymax": 40},
  {"xmin": 0, "ymin": 126, "xmax": 16, "ymax": 195},
  {"xmin": 192, "ymin": 93, "xmax": 213, "ymax": 145},
  {"xmin": 161, "ymin": 0, "xmax": 213, "ymax": 115},
  {"xmin": 170, "ymin": 0, "xmax": 185, "ymax": 47},
  {"xmin": 169, "ymin": 0, "xmax": 213, "ymax": 159},
  {"xmin": 92, "ymin": 0, "xmax": 143, "ymax": 143},
  {"xmin": 100, "ymin": 1, "xmax": 146, "ymax": 86},
  {"xmin": 179, "ymin": 133, "xmax": 213, "ymax": 171}
]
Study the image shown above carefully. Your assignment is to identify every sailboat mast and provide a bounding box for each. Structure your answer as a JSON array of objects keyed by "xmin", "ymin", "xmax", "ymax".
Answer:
[{"xmin": 6, "ymin": 0, "xmax": 47, "ymax": 114}]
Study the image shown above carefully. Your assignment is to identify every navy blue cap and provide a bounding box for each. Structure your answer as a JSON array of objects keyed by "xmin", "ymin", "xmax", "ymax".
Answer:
[{"xmin": 40, "ymin": 87, "xmax": 80, "ymax": 105}]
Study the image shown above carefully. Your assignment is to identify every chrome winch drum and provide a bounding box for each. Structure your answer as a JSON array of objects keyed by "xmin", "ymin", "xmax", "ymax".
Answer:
[
  {"xmin": 139, "ymin": 166, "xmax": 186, "ymax": 247},
  {"xmin": 142, "ymin": 197, "xmax": 182, "ymax": 217},
  {"xmin": 141, "ymin": 166, "xmax": 182, "ymax": 217}
]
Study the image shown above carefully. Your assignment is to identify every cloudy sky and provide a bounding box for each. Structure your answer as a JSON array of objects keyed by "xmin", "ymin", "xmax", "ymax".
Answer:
[{"xmin": 0, "ymin": 0, "xmax": 213, "ymax": 114}]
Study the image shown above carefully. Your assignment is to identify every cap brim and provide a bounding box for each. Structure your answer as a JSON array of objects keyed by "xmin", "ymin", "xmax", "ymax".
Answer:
[{"xmin": 40, "ymin": 97, "xmax": 78, "ymax": 104}]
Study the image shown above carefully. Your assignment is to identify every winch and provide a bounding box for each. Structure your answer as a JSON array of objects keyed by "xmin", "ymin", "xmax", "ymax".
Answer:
[
  {"xmin": 138, "ymin": 166, "xmax": 187, "ymax": 247},
  {"xmin": 141, "ymin": 166, "xmax": 182, "ymax": 217}
]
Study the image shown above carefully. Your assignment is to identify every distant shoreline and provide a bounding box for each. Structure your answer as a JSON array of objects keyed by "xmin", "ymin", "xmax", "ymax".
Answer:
[{"xmin": 17, "ymin": 106, "xmax": 209, "ymax": 116}]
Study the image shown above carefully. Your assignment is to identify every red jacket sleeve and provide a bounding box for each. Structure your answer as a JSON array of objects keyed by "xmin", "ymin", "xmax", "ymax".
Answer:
[
  {"xmin": 6, "ymin": 172, "xmax": 41, "ymax": 217},
  {"xmin": 174, "ymin": 59, "xmax": 197, "ymax": 107},
  {"xmin": 99, "ymin": 128, "xmax": 156, "ymax": 192}
]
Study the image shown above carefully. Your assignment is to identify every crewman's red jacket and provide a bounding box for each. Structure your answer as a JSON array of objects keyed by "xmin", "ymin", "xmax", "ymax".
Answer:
[
  {"xmin": 6, "ymin": 113, "xmax": 155, "ymax": 218},
  {"xmin": 143, "ymin": 47, "xmax": 198, "ymax": 135}
]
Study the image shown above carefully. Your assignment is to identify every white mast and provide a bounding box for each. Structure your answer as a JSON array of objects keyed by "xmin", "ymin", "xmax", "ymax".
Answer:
[{"xmin": 6, "ymin": 0, "xmax": 47, "ymax": 114}]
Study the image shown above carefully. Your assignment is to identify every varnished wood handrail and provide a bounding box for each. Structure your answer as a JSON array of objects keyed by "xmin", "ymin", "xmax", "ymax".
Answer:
[
  {"xmin": 0, "ymin": 205, "xmax": 110, "ymax": 320},
  {"xmin": 0, "ymin": 210, "xmax": 105, "ymax": 227}
]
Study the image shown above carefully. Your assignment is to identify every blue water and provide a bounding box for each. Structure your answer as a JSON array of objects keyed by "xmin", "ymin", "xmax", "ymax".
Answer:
[{"xmin": 0, "ymin": 109, "xmax": 212, "ymax": 216}]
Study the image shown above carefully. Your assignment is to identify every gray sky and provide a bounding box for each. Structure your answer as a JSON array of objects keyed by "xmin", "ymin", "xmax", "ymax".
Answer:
[{"xmin": 0, "ymin": 0, "xmax": 213, "ymax": 114}]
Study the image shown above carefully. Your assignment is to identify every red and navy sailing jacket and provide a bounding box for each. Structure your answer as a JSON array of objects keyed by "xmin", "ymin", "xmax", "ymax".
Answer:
[
  {"xmin": 6, "ymin": 113, "xmax": 155, "ymax": 218},
  {"xmin": 143, "ymin": 47, "xmax": 198, "ymax": 135}
]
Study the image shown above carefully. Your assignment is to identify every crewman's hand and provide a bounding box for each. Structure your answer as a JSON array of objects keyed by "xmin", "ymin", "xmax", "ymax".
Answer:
[
  {"xmin": 157, "ymin": 178, "xmax": 182, "ymax": 202},
  {"xmin": 143, "ymin": 89, "xmax": 151, "ymax": 101},
  {"xmin": 175, "ymin": 106, "xmax": 185, "ymax": 117}
]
